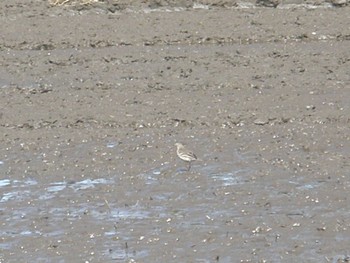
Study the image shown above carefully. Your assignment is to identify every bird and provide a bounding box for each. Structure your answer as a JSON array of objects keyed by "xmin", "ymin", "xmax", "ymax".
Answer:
[{"xmin": 174, "ymin": 143, "xmax": 197, "ymax": 171}]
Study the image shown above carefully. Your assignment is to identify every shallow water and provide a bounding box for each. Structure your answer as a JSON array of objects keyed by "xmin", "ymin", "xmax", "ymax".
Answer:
[
  {"xmin": 1, "ymin": 140, "xmax": 348, "ymax": 262},
  {"xmin": 0, "ymin": 145, "xmax": 250, "ymax": 260}
]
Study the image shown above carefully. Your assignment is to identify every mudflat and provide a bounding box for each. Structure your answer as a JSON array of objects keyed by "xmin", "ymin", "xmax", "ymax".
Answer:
[{"xmin": 1, "ymin": 0, "xmax": 349, "ymax": 262}]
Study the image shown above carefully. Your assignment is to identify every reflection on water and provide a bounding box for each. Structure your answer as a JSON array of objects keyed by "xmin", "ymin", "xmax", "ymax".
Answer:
[
  {"xmin": 110, "ymin": 208, "xmax": 150, "ymax": 219},
  {"xmin": 1, "ymin": 166, "xmax": 248, "ymax": 261},
  {"xmin": 211, "ymin": 169, "xmax": 251, "ymax": 186},
  {"xmin": 0, "ymin": 156, "xmax": 344, "ymax": 262},
  {"xmin": 0, "ymin": 179, "xmax": 11, "ymax": 187},
  {"xmin": 106, "ymin": 141, "xmax": 118, "ymax": 148},
  {"xmin": 1, "ymin": 191, "xmax": 30, "ymax": 202},
  {"xmin": 69, "ymin": 178, "xmax": 112, "ymax": 191},
  {"xmin": 46, "ymin": 184, "xmax": 66, "ymax": 192},
  {"xmin": 102, "ymin": 246, "xmax": 149, "ymax": 261}
]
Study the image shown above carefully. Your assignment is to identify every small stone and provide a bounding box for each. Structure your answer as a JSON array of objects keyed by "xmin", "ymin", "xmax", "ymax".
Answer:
[
  {"xmin": 306, "ymin": 105, "xmax": 316, "ymax": 110},
  {"xmin": 254, "ymin": 118, "xmax": 269, "ymax": 125},
  {"xmin": 256, "ymin": 0, "xmax": 279, "ymax": 7},
  {"xmin": 329, "ymin": 0, "xmax": 348, "ymax": 6}
]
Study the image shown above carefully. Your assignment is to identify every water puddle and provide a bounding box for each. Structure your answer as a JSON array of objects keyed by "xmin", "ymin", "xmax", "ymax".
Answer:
[
  {"xmin": 0, "ymin": 179, "xmax": 11, "ymax": 187},
  {"xmin": 68, "ymin": 178, "xmax": 112, "ymax": 191},
  {"xmin": 102, "ymin": 246, "xmax": 149, "ymax": 261},
  {"xmin": 210, "ymin": 170, "xmax": 250, "ymax": 186}
]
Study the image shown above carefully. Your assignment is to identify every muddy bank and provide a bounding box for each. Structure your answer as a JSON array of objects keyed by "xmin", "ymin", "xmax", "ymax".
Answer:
[{"xmin": 1, "ymin": 1, "xmax": 350, "ymax": 262}]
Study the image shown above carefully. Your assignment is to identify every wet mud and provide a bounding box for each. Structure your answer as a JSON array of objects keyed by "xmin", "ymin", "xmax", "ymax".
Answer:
[{"xmin": 1, "ymin": 0, "xmax": 350, "ymax": 262}]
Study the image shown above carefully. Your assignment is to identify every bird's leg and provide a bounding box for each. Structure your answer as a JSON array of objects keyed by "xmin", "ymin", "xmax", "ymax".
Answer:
[{"xmin": 188, "ymin": 162, "xmax": 191, "ymax": 171}]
